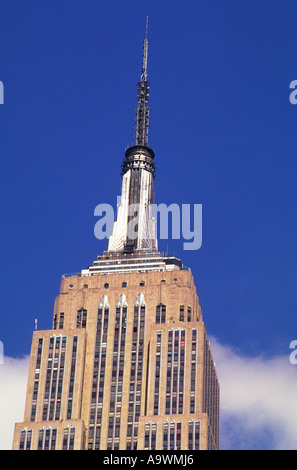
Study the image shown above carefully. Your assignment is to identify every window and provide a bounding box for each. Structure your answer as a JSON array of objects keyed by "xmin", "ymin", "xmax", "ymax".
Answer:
[
  {"xmin": 54, "ymin": 313, "xmax": 64, "ymax": 329},
  {"xmin": 67, "ymin": 336, "xmax": 78, "ymax": 419},
  {"xmin": 144, "ymin": 422, "xmax": 157, "ymax": 450},
  {"xmin": 59, "ymin": 312, "xmax": 64, "ymax": 329},
  {"xmin": 156, "ymin": 304, "xmax": 166, "ymax": 324},
  {"xmin": 179, "ymin": 306, "xmax": 184, "ymax": 322},
  {"xmin": 188, "ymin": 420, "xmax": 200, "ymax": 450},
  {"xmin": 69, "ymin": 284, "xmax": 73, "ymax": 290},
  {"xmin": 104, "ymin": 283, "xmax": 109, "ymax": 289},
  {"xmin": 37, "ymin": 427, "xmax": 57, "ymax": 450},
  {"xmin": 30, "ymin": 337, "xmax": 44, "ymax": 421},
  {"xmin": 153, "ymin": 332, "xmax": 162, "ymax": 415},
  {"xmin": 77, "ymin": 309, "xmax": 87, "ymax": 328},
  {"xmin": 42, "ymin": 335, "xmax": 67, "ymax": 421},
  {"xmin": 122, "ymin": 282, "xmax": 127, "ymax": 288},
  {"xmin": 19, "ymin": 429, "xmax": 32, "ymax": 450},
  {"xmin": 140, "ymin": 281, "xmax": 145, "ymax": 287},
  {"xmin": 62, "ymin": 426, "xmax": 76, "ymax": 450},
  {"xmin": 187, "ymin": 307, "xmax": 192, "ymax": 322},
  {"xmin": 165, "ymin": 329, "xmax": 185, "ymax": 415},
  {"xmin": 84, "ymin": 284, "xmax": 88, "ymax": 289},
  {"xmin": 163, "ymin": 421, "xmax": 182, "ymax": 450},
  {"xmin": 161, "ymin": 279, "xmax": 166, "ymax": 284},
  {"xmin": 190, "ymin": 329, "xmax": 197, "ymax": 413}
]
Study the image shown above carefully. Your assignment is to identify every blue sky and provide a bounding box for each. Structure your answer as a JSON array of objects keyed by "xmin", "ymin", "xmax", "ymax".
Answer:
[{"xmin": 1, "ymin": 0, "xmax": 297, "ymax": 450}]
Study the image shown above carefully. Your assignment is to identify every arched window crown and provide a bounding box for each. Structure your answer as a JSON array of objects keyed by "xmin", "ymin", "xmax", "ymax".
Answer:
[
  {"xmin": 117, "ymin": 294, "xmax": 128, "ymax": 307},
  {"xmin": 135, "ymin": 293, "xmax": 146, "ymax": 307},
  {"xmin": 99, "ymin": 294, "xmax": 109, "ymax": 309}
]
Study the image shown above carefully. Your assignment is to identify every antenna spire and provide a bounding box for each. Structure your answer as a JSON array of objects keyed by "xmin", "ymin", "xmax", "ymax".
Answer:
[
  {"xmin": 135, "ymin": 16, "xmax": 150, "ymax": 147},
  {"xmin": 141, "ymin": 16, "xmax": 149, "ymax": 81}
]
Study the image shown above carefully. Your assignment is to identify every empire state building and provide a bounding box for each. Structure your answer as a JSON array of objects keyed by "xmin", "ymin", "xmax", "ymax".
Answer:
[{"xmin": 13, "ymin": 20, "xmax": 219, "ymax": 451}]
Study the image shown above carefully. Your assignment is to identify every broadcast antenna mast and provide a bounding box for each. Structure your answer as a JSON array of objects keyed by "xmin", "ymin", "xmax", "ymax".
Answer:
[{"xmin": 135, "ymin": 16, "xmax": 150, "ymax": 147}]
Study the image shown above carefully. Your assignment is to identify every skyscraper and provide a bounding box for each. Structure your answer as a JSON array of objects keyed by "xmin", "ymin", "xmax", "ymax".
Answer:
[{"xmin": 12, "ymin": 19, "xmax": 219, "ymax": 451}]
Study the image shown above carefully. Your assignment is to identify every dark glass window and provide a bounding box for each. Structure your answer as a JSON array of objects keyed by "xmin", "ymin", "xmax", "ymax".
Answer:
[
  {"xmin": 77, "ymin": 309, "xmax": 87, "ymax": 328},
  {"xmin": 153, "ymin": 332, "xmax": 162, "ymax": 415},
  {"xmin": 30, "ymin": 337, "xmax": 44, "ymax": 421},
  {"xmin": 179, "ymin": 306, "xmax": 184, "ymax": 322},
  {"xmin": 59, "ymin": 312, "xmax": 64, "ymax": 329},
  {"xmin": 156, "ymin": 304, "xmax": 166, "ymax": 324},
  {"xmin": 187, "ymin": 307, "xmax": 192, "ymax": 322}
]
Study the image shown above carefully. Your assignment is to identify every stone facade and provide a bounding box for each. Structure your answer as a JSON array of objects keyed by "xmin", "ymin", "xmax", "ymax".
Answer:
[{"xmin": 12, "ymin": 268, "xmax": 219, "ymax": 450}]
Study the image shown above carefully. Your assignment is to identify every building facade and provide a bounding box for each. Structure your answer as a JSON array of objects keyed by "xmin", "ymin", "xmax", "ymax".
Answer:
[{"xmin": 12, "ymin": 20, "xmax": 219, "ymax": 451}]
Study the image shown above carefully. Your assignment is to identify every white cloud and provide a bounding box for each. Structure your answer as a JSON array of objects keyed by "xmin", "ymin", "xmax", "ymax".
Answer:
[
  {"xmin": 210, "ymin": 336, "xmax": 297, "ymax": 450},
  {"xmin": 0, "ymin": 356, "xmax": 30, "ymax": 450}
]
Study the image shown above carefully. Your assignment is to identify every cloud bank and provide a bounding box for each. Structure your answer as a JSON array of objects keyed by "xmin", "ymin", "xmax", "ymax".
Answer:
[
  {"xmin": 1, "ymin": 339, "xmax": 297, "ymax": 450},
  {"xmin": 210, "ymin": 336, "xmax": 297, "ymax": 450},
  {"xmin": 0, "ymin": 356, "xmax": 29, "ymax": 450}
]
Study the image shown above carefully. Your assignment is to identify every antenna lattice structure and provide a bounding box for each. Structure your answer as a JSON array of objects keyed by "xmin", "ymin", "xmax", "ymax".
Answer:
[{"xmin": 135, "ymin": 17, "xmax": 150, "ymax": 147}]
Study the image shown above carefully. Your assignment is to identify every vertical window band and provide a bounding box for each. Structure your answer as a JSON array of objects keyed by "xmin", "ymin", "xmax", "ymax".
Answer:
[
  {"xmin": 30, "ymin": 337, "xmax": 43, "ymax": 421},
  {"xmin": 162, "ymin": 421, "xmax": 182, "ymax": 450},
  {"xmin": 19, "ymin": 429, "xmax": 33, "ymax": 450},
  {"xmin": 42, "ymin": 335, "xmax": 67, "ymax": 421},
  {"xmin": 107, "ymin": 295, "xmax": 127, "ymax": 450},
  {"xmin": 144, "ymin": 422, "xmax": 157, "ymax": 450},
  {"xmin": 190, "ymin": 329, "xmax": 197, "ymax": 413},
  {"xmin": 62, "ymin": 426, "xmax": 76, "ymax": 450},
  {"xmin": 126, "ymin": 295, "xmax": 146, "ymax": 450},
  {"xmin": 165, "ymin": 329, "xmax": 185, "ymax": 415},
  {"xmin": 188, "ymin": 420, "xmax": 200, "ymax": 450},
  {"xmin": 153, "ymin": 331, "xmax": 162, "ymax": 415},
  {"xmin": 88, "ymin": 297, "xmax": 109, "ymax": 450},
  {"xmin": 67, "ymin": 335, "xmax": 78, "ymax": 419}
]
